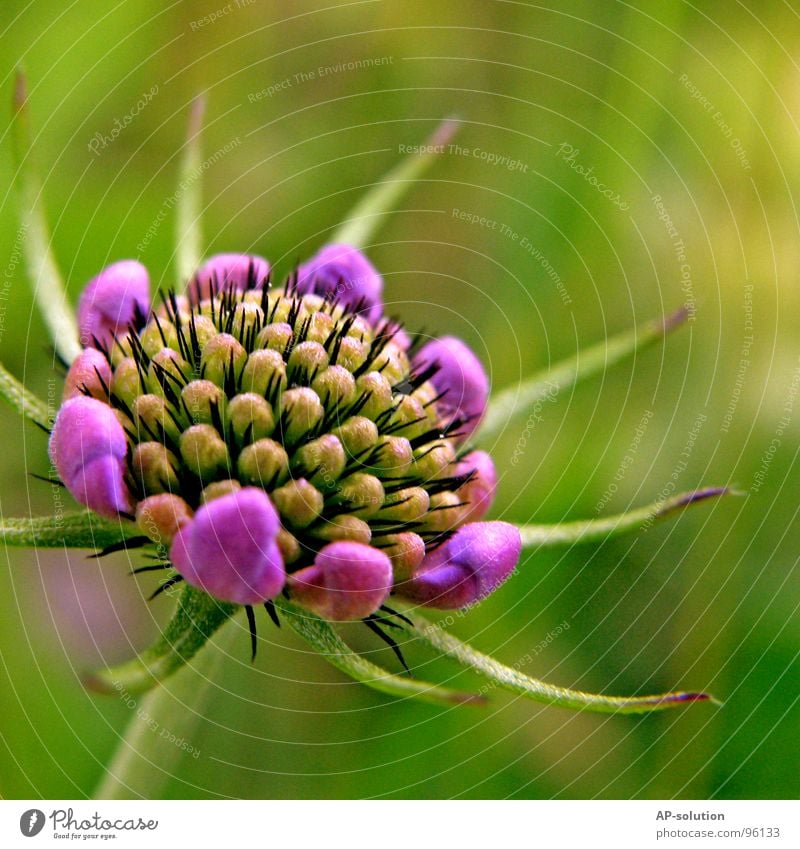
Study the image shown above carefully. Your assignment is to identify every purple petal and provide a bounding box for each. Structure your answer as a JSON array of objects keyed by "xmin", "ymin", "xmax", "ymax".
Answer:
[
  {"xmin": 289, "ymin": 541, "xmax": 392, "ymax": 621},
  {"xmin": 77, "ymin": 260, "xmax": 150, "ymax": 350},
  {"xmin": 49, "ymin": 396, "xmax": 134, "ymax": 517},
  {"xmin": 189, "ymin": 253, "xmax": 271, "ymax": 303},
  {"xmin": 170, "ymin": 487, "xmax": 285, "ymax": 605},
  {"xmin": 63, "ymin": 348, "xmax": 112, "ymax": 400},
  {"xmin": 396, "ymin": 521, "xmax": 521, "ymax": 609},
  {"xmin": 296, "ymin": 244, "xmax": 383, "ymax": 324},
  {"xmin": 454, "ymin": 450, "xmax": 497, "ymax": 522},
  {"xmin": 413, "ymin": 336, "xmax": 489, "ymax": 439}
]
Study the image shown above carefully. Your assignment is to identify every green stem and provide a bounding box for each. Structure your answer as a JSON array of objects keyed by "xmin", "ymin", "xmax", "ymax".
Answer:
[
  {"xmin": 0, "ymin": 360, "xmax": 51, "ymax": 429},
  {"xmin": 175, "ymin": 95, "xmax": 206, "ymax": 286},
  {"xmin": 518, "ymin": 487, "xmax": 731, "ymax": 548},
  {"xmin": 0, "ymin": 511, "xmax": 140, "ymax": 549},
  {"xmin": 92, "ymin": 614, "xmax": 240, "ymax": 800}
]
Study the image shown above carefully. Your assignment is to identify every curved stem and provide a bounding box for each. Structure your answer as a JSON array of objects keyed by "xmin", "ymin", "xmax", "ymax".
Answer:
[{"xmin": 92, "ymin": 614, "xmax": 240, "ymax": 800}]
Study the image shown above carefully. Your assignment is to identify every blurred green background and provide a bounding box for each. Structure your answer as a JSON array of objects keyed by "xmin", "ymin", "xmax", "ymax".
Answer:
[{"xmin": 1, "ymin": 0, "xmax": 798, "ymax": 800}]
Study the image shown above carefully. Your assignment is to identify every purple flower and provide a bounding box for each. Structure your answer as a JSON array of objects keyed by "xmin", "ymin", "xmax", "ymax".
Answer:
[
  {"xmin": 454, "ymin": 451, "xmax": 497, "ymax": 523},
  {"xmin": 395, "ymin": 521, "xmax": 521, "ymax": 609},
  {"xmin": 77, "ymin": 260, "xmax": 150, "ymax": 350},
  {"xmin": 49, "ymin": 396, "xmax": 134, "ymax": 518},
  {"xmin": 296, "ymin": 244, "xmax": 383, "ymax": 323},
  {"xmin": 188, "ymin": 253, "xmax": 271, "ymax": 303},
  {"xmin": 289, "ymin": 541, "xmax": 393, "ymax": 620},
  {"xmin": 63, "ymin": 348, "xmax": 112, "ymax": 400},
  {"xmin": 413, "ymin": 336, "xmax": 489, "ymax": 438},
  {"xmin": 170, "ymin": 487, "xmax": 285, "ymax": 605}
]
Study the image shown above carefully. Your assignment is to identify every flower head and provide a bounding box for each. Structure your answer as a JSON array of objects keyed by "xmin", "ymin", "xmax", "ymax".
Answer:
[{"xmin": 53, "ymin": 248, "xmax": 512, "ymax": 619}]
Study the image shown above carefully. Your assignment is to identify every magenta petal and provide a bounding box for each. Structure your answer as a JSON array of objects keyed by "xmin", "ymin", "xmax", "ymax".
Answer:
[
  {"xmin": 189, "ymin": 253, "xmax": 271, "ymax": 303},
  {"xmin": 77, "ymin": 260, "xmax": 150, "ymax": 349},
  {"xmin": 397, "ymin": 521, "xmax": 521, "ymax": 609},
  {"xmin": 296, "ymin": 244, "xmax": 383, "ymax": 324},
  {"xmin": 289, "ymin": 541, "xmax": 392, "ymax": 621},
  {"xmin": 455, "ymin": 450, "xmax": 497, "ymax": 523},
  {"xmin": 49, "ymin": 396, "xmax": 133, "ymax": 517},
  {"xmin": 413, "ymin": 336, "xmax": 489, "ymax": 438},
  {"xmin": 63, "ymin": 348, "xmax": 112, "ymax": 400},
  {"xmin": 170, "ymin": 487, "xmax": 285, "ymax": 605}
]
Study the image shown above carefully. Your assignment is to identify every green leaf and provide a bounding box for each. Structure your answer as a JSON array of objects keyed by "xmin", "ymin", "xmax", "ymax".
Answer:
[
  {"xmin": 274, "ymin": 597, "xmax": 484, "ymax": 707},
  {"xmin": 393, "ymin": 603, "xmax": 715, "ymax": 714},
  {"xmin": 86, "ymin": 585, "xmax": 237, "ymax": 694},
  {"xmin": 330, "ymin": 117, "xmax": 460, "ymax": 249},
  {"xmin": 0, "ymin": 359, "xmax": 51, "ymax": 429},
  {"xmin": 175, "ymin": 95, "xmax": 206, "ymax": 286},
  {"xmin": 11, "ymin": 70, "xmax": 82, "ymax": 365},
  {"xmin": 519, "ymin": 487, "xmax": 732, "ymax": 548},
  {"xmin": 0, "ymin": 511, "xmax": 140, "ymax": 549},
  {"xmin": 478, "ymin": 307, "xmax": 689, "ymax": 444}
]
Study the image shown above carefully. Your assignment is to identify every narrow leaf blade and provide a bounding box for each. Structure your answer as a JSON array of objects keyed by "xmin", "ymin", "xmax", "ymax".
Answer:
[
  {"xmin": 275, "ymin": 598, "xmax": 484, "ymax": 707},
  {"xmin": 86, "ymin": 585, "xmax": 237, "ymax": 694},
  {"xmin": 519, "ymin": 487, "xmax": 732, "ymax": 548},
  {"xmin": 330, "ymin": 117, "xmax": 460, "ymax": 249},
  {"xmin": 11, "ymin": 70, "xmax": 82, "ymax": 364},
  {"xmin": 394, "ymin": 603, "xmax": 714, "ymax": 714},
  {"xmin": 175, "ymin": 95, "xmax": 206, "ymax": 286},
  {"xmin": 478, "ymin": 308, "xmax": 689, "ymax": 444},
  {"xmin": 1, "ymin": 511, "xmax": 139, "ymax": 549},
  {"xmin": 0, "ymin": 359, "xmax": 51, "ymax": 429}
]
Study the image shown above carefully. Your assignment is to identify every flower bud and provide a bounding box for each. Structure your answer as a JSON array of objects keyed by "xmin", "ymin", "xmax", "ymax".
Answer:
[
  {"xmin": 227, "ymin": 393, "xmax": 275, "ymax": 446},
  {"xmin": 331, "ymin": 416, "xmax": 379, "ymax": 460},
  {"xmin": 296, "ymin": 244, "xmax": 383, "ymax": 324},
  {"xmin": 63, "ymin": 348, "xmax": 112, "ymax": 401},
  {"xmin": 112, "ymin": 357, "xmax": 143, "ymax": 407},
  {"xmin": 133, "ymin": 394, "xmax": 181, "ymax": 444},
  {"xmin": 334, "ymin": 336, "xmax": 367, "ymax": 372},
  {"xmin": 412, "ymin": 440, "xmax": 456, "ymax": 483},
  {"xmin": 256, "ymin": 322, "xmax": 293, "ymax": 353},
  {"xmin": 330, "ymin": 472, "xmax": 385, "ymax": 518},
  {"xmin": 180, "ymin": 424, "xmax": 230, "ymax": 480},
  {"xmin": 77, "ymin": 260, "xmax": 150, "ymax": 349},
  {"xmin": 454, "ymin": 450, "xmax": 497, "ymax": 522},
  {"xmin": 49, "ymin": 396, "xmax": 134, "ymax": 517},
  {"xmin": 280, "ymin": 387, "xmax": 324, "ymax": 446},
  {"xmin": 170, "ymin": 487, "xmax": 285, "ymax": 605},
  {"xmin": 292, "ymin": 434, "xmax": 346, "ymax": 488},
  {"xmin": 135, "ymin": 493, "xmax": 193, "ymax": 544},
  {"xmin": 380, "ymin": 532, "xmax": 426, "ymax": 582},
  {"xmin": 287, "ymin": 341, "xmax": 329, "ymax": 382},
  {"xmin": 241, "ymin": 348, "xmax": 287, "ymax": 399},
  {"xmin": 396, "ymin": 522, "xmax": 521, "ymax": 609},
  {"xmin": 131, "ymin": 442, "xmax": 180, "ymax": 495},
  {"xmin": 367, "ymin": 436, "xmax": 413, "ymax": 476},
  {"xmin": 380, "ymin": 487, "xmax": 430, "ymax": 522},
  {"xmin": 421, "ymin": 490, "xmax": 466, "ymax": 534},
  {"xmin": 310, "ymin": 515, "xmax": 372, "ymax": 545},
  {"xmin": 188, "ymin": 253, "xmax": 270, "ymax": 303},
  {"xmin": 311, "ymin": 365, "xmax": 356, "ymax": 410},
  {"xmin": 272, "ymin": 478, "xmax": 324, "ymax": 528},
  {"xmin": 413, "ymin": 336, "xmax": 489, "ymax": 438},
  {"xmin": 237, "ymin": 438, "xmax": 290, "ymax": 487},
  {"xmin": 355, "ymin": 371, "xmax": 393, "ymax": 420},
  {"xmin": 290, "ymin": 541, "xmax": 392, "ymax": 621},
  {"xmin": 200, "ymin": 479, "xmax": 242, "ymax": 504},
  {"xmin": 200, "ymin": 333, "xmax": 247, "ymax": 387},
  {"xmin": 181, "ymin": 379, "xmax": 226, "ymax": 426}
]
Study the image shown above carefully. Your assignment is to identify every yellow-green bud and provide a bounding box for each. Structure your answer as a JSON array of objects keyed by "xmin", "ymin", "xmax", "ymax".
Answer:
[
  {"xmin": 227, "ymin": 393, "xmax": 275, "ymax": 446},
  {"xmin": 180, "ymin": 424, "xmax": 230, "ymax": 480},
  {"xmin": 237, "ymin": 438, "xmax": 290, "ymax": 486},
  {"xmin": 272, "ymin": 478, "xmax": 324, "ymax": 528}
]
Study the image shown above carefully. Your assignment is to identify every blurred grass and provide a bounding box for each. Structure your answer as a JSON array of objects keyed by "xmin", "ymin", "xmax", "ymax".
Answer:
[{"xmin": 1, "ymin": 0, "xmax": 798, "ymax": 799}]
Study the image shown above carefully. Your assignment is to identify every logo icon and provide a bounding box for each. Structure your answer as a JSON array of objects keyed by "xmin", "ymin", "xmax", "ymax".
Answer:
[{"xmin": 19, "ymin": 810, "xmax": 45, "ymax": 837}]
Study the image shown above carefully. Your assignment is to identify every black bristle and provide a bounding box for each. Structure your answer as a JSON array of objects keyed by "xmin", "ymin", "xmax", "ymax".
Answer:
[
  {"xmin": 89, "ymin": 536, "xmax": 151, "ymax": 558},
  {"xmin": 148, "ymin": 575, "xmax": 184, "ymax": 601},
  {"xmin": 264, "ymin": 599, "xmax": 281, "ymax": 628},
  {"xmin": 363, "ymin": 616, "xmax": 410, "ymax": 672},
  {"xmin": 245, "ymin": 604, "xmax": 258, "ymax": 661}
]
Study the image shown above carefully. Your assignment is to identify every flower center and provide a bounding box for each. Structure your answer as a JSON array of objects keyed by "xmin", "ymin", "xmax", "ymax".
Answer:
[{"xmin": 97, "ymin": 279, "xmax": 474, "ymax": 571}]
